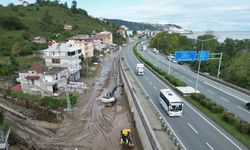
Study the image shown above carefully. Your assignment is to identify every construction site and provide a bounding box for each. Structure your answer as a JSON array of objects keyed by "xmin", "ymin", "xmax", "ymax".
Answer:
[{"xmin": 0, "ymin": 51, "xmax": 143, "ymax": 150}]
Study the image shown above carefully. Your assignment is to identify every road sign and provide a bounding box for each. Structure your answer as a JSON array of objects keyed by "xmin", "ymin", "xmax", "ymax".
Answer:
[
  {"xmin": 175, "ymin": 51, "xmax": 197, "ymax": 61},
  {"xmin": 198, "ymin": 51, "xmax": 209, "ymax": 61}
]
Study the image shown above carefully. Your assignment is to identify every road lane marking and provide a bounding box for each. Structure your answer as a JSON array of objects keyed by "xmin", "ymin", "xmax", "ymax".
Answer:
[
  {"xmin": 208, "ymin": 90, "xmax": 215, "ymax": 94},
  {"xmin": 188, "ymin": 79, "xmax": 193, "ymax": 83},
  {"xmin": 238, "ymin": 106, "xmax": 250, "ymax": 114},
  {"xmin": 147, "ymin": 69, "xmax": 242, "ymax": 150},
  {"xmin": 220, "ymin": 97, "xmax": 230, "ymax": 103},
  {"xmin": 204, "ymin": 82, "xmax": 247, "ymax": 103},
  {"xmin": 146, "ymin": 77, "xmax": 149, "ymax": 80},
  {"xmin": 154, "ymin": 86, "xmax": 158, "ymax": 91},
  {"xmin": 198, "ymin": 85, "xmax": 203, "ymax": 88},
  {"xmin": 206, "ymin": 143, "xmax": 215, "ymax": 150},
  {"xmin": 149, "ymin": 81, "xmax": 153, "ymax": 85},
  {"xmin": 188, "ymin": 123, "xmax": 198, "ymax": 134}
]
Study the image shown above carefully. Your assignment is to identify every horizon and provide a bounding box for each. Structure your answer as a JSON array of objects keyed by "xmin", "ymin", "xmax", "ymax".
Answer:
[{"xmin": 1, "ymin": 0, "xmax": 250, "ymax": 32}]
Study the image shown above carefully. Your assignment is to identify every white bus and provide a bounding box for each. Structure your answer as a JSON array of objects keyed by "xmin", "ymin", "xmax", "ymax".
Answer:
[{"xmin": 159, "ymin": 89, "xmax": 183, "ymax": 117}]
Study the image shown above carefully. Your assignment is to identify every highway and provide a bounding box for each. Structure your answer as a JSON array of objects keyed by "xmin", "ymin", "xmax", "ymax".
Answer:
[
  {"xmin": 137, "ymin": 43, "xmax": 250, "ymax": 123},
  {"xmin": 123, "ymin": 41, "xmax": 248, "ymax": 150}
]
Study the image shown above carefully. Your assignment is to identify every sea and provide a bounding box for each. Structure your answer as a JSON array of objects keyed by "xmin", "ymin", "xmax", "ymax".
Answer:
[{"xmin": 185, "ymin": 31, "xmax": 250, "ymax": 43}]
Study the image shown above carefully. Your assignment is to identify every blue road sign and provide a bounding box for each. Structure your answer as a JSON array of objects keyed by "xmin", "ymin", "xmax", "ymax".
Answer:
[
  {"xmin": 175, "ymin": 51, "xmax": 197, "ymax": 61},
  {"xmin": 198, "ymin": 51, "xmax": 209, "ymax": 61}
]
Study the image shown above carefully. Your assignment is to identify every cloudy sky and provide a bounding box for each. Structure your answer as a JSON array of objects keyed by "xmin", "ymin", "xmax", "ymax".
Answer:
[{"xmin": 1, "ymin": 0, "xmax": 250, "ymax": 31}]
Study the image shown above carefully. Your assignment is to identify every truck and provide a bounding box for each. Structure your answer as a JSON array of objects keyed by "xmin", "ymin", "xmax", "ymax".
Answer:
[
  {"xmin": 136, "ymin": 63, "xmax": 144, "ymax": 76},
  {"xmin": 142, "ymin": 45, "xmax": 146, "ymax": 51}
]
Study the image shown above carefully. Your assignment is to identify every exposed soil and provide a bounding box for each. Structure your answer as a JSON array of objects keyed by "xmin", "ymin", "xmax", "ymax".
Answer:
[{"xmin": 5, "ymin": 51, "xmax": 142, "ymax": 150}]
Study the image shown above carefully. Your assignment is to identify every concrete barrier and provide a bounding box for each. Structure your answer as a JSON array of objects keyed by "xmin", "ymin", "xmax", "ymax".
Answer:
[{"xmin": 120, "ymin": 54, "xmax": 161, "ymax": 150}]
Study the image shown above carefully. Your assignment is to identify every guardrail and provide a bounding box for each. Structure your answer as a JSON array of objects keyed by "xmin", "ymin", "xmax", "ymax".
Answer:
[{"xmin": 119, "ymin": 51, "xmax": 162, "ymax": 150}]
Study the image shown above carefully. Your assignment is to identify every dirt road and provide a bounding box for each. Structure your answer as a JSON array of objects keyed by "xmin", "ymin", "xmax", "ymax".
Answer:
[{"xmin": 6, "ymin": 51, "xmax": 142, "ymax": 150}]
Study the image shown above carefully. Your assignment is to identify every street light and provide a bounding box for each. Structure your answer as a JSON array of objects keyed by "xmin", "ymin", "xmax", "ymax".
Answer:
[
  {"xmin": 195, "ymin": 37, "xmax": 216, "ymax": 92},
  {"xmin": 156, "ymin": 36, "xmax": 167, "ymax": 68}
]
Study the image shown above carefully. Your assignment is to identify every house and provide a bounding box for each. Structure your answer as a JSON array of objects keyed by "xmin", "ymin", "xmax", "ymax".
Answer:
[
  {"xmin": 117, "ymin": 26, "xmax": 128, "ymax": 39},
  {"xmin": 16, "ymin": 63, "xmax": 69, "ymax": 96},
  {"xmin": 64, "ymin": 24, "xmax": 73, "ymax": 30},
  {"xmin": 32, "ymin": 36, "xmax": 46, "ymax": 44},
  {"xmin": 18, "ymin": 0, "xmax": 29, "ymax": 7},
  {"xmin": 67, "ymin": 34, "xmax": 94, "ymax": 58},
  {"xmin": 95, "ymin": 31, "xmax": 113, "ymax": 45},
  {"xmin": 43, "ymin": 43, "xmax": 82, "ymax": 81}
]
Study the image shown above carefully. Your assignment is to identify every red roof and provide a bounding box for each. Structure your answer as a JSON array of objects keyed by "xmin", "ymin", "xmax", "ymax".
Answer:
[
  {"xmin": 29, "ymin": 63, "xmax": 45, "ymax": 74},
  {"xmin": 10, "ymin": 84, "xmax": 22, "ymax": 93},
  {"xmin": 25, "ymin": 75, "xmax": 40, "ymax": 80}
]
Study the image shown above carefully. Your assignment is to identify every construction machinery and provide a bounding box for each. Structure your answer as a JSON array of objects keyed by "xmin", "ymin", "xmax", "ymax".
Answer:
[
  {"xmin": 120, "ymin": 128, "xmax": 134, "ymax": 149},
  {"xmin": 101, "ymin": 84, "xmax": 123, "ymax": 106}
]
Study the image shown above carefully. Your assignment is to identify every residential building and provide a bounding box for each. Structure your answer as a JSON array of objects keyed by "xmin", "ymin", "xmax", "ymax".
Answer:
[
  {"xmin": 43, "ymin": 43, "xmax": 82, "ymax": 81},
  {"xmin": 117, "ymin": 26, "xmax": 128, "ymax": 39},
  {"xmin": 95, "ymin": 31, "xmax": 113, "ymax": 45},
  {"xmin": 64, "ymin": 24, "xmax": 73, "ymax": 30},
  {"xmin": 67, "ymin": 34, "xmax": 94, "ymax": 58},
  {"xmin": 16, "ymin": 63, "xmax": 69, "ymax": 96}
]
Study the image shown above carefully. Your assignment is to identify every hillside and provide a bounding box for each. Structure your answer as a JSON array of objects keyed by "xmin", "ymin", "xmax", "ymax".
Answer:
[
  {"xmin": 0, "ymin": 2, "xmax": 125, "ymax": 56},
  {"xmin": 105, "ymin": 19, "xmax": 182, "ymax": 31}
]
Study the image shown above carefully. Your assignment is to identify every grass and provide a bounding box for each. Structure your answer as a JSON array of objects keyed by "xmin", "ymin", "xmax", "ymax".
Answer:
[
  {"xmin": 185, "ymin": 96, "xmax": 250, "ymax": 149},
  {"xmin": 0, "ymin": 55, "xmax": 43, "ymax": 70}
]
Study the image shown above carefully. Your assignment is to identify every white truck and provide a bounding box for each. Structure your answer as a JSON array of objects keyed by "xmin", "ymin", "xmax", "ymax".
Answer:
[
  {"xmin": 142, "ymin": 45, "xmax": 146, "ymax": 51},
  {"xmin": 136, "ymin": 63, "xmax": 144, "ymax": 76}
]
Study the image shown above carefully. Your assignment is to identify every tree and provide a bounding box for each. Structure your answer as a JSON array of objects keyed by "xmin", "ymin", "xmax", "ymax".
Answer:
[
  {"xmin": 9, "ymin": 55, "xmax": 19, "ymax": 71},
  {"xmin": 71, "ymin": 0, "xmax": 77, "ymax": 13},
  {"xmin": 11, "ymin": 43, "xmax": 22, "ymax": 56}
]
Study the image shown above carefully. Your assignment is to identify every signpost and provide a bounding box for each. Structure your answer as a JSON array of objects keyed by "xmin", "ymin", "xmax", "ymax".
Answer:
[
  {"xmin": 175, "ymin": 51, "xmax": 197, "ymax": 61},
  {"xmin": 198, "ymin": 51, "xmax": 209, "ymax": 61}
]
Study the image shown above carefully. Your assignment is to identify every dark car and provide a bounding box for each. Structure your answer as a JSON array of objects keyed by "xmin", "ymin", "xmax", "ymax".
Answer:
[{"xmin": 246, "ymin": 102, "xmax": 250, "ymax": 110}]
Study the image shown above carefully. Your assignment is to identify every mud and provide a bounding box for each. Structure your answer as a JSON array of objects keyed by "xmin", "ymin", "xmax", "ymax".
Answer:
[{"xmin": 6, "ymin": 51, "xmax": 143, "ymax": 150}]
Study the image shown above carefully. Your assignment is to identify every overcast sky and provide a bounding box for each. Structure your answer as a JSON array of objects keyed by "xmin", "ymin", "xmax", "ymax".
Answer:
[{"xmin": 1, "ymin": 0, "xmax": 250, "ymax": 31}]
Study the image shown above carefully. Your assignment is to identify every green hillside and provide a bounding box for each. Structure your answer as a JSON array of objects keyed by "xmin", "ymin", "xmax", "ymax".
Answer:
[{"xmin": 0, "ymin": 1, "xmax": 125, "ymax": 56}]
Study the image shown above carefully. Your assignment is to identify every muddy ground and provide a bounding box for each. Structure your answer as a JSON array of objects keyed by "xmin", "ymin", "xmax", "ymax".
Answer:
[{"xmin": 5, "ymin": 51, "xmax": 143, "ymax": 150}]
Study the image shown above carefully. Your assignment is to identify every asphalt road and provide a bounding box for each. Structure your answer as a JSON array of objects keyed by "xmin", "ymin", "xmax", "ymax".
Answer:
[
  {"xmin": 137, "ymin": 43, "xmax": 250, "ymax": 123},
  {"xmin": 123, "ymin": 41, "xmax": 248, "ymax": 150}
]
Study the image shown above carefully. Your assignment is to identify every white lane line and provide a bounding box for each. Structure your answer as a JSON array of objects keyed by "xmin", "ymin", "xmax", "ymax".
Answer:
[
  {"xmin": 149, "ymin": 81, "xmax": 153, "ymax": 85},
  {"xmin": 188, "ymin": 79, "xmax": 193, "ymax": 83},
  {"xmin": 146, "ymin": 77, "xmax": 149, "ymax": 80},
  {"xmin": 208, "ymin": 90, "xmax": 215, "ymax": 94},
  {"xmin": 206, "ymin": 142, "xmax": 215, "ymax": 150},
  {"xmin": 238, "ymin": 106, "xmax": 250, "ymax": 114},
  {"xmin": 198, "ymin": 85, "xmax": 203, "ymax": 88},
  {"xmin": 220, "ymin": 97, "xmax": 230, "ymax": 103},
  {"xmin": 188, "ymin": 123, "xmax": 199, "ymax": 134},
  {"xmin": 148, "ymin": 68, "xmax": 242, "ymax": 150},
  {"xmin": 204, "ymin": 82, "xmax": 247, "ymax": 103},
  {"xmin": 154, "ymin": 86, "xmax": 158, "ymax": 91}
]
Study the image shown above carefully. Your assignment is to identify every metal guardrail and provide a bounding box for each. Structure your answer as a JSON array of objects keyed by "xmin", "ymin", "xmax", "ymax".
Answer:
[{"xmin": 119, "ymin": 54, "xmax": 162, "ymax": 150}]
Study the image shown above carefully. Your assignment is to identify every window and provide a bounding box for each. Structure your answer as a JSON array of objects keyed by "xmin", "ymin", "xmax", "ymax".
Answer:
[
  {"xmin": 78, "ymin": 50, "xmax": 81, "ymax": 53},
  {"xmin": 67, "ymin": 51, "xmax": 75, "ymax": 56},
  {"xmin": 52, "ymin": 59, "xmax": 60, "ymax": 64}
]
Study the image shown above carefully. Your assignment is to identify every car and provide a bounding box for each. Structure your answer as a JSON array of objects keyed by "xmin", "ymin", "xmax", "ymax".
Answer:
[{"xmin": 246, "ymin": 102, "xmax": 250, "ymax": 110}]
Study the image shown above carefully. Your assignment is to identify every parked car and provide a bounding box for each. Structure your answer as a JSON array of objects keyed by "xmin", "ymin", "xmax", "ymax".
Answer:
[{"xmin": 246, "ymin": 102, "xmax": 250, "ymax": 110}]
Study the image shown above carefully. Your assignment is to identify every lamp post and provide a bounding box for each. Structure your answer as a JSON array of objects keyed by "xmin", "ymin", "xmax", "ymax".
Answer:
[
  {"xmin": 156, "ymin": 36, "xmax": 167, "ymax": 68},
  {"xmin": 195, "ymin": 37, "xmax": 216, "ymax": 92}
]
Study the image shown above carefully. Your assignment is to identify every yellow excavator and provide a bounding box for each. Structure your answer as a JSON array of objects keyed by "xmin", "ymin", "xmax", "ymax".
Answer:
[{"xmin": 120, "ymin": 128, "xmax": 134, "ymax": 149}]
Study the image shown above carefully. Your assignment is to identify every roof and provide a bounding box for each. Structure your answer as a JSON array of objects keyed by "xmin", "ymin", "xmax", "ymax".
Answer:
[
  {"xmin": 160, "ymin": 89, "xmax": 182, "ymax": 103},
  {"xmin": 43, "ymin": 43, "xmax": 81, "ymax": 52},
  {"xmin": 68, "ymin": 34, "xmax": 91, "ymax": 40},
  {"xmin": 10, "ymin": 84, "xmax": 22, "ymax": 93},
  {"xmin": 45, "ymin": 67, "xmax": 67, "ymax": 75},
  {"xmin": 29, "ymin": 63, "xmax": 45, "ymax": 74}
]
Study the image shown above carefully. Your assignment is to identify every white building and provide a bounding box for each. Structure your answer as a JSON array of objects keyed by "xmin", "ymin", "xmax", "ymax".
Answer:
[{"xmin": 43, "ymin": 43, "xmax": 82, "ymax": 81}]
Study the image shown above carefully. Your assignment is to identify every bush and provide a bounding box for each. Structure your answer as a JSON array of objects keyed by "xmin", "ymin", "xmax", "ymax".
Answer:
[
  {"xmin": 191, "ymin": 93, "xmax": 206, "ymax": 101},
  {"xmin": 40, "ymin": 96, "xmax": 65, "ymax": 110},
  {"xmin": 69, "ymin": 93, "xmax": 78, "ymax": 105},
  {"xmin": 237, "ymin": 121, "xmax": 250, "ymax": 134},
  {"xmin": 11, "ymin": 92, "xmax": 41, "ymax": 102},
  {"xmin": 222, "ymin": 112, "xmax": 237, "ymax": 125},
  {"xmin": 211, "ymin": 105, "xmax": 224, "ymax": 113}
]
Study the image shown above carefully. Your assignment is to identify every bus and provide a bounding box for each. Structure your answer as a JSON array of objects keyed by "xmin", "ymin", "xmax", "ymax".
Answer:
[{"xmin": 159, "ymin": 89, "xmax": 183, "ymax": 117}]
